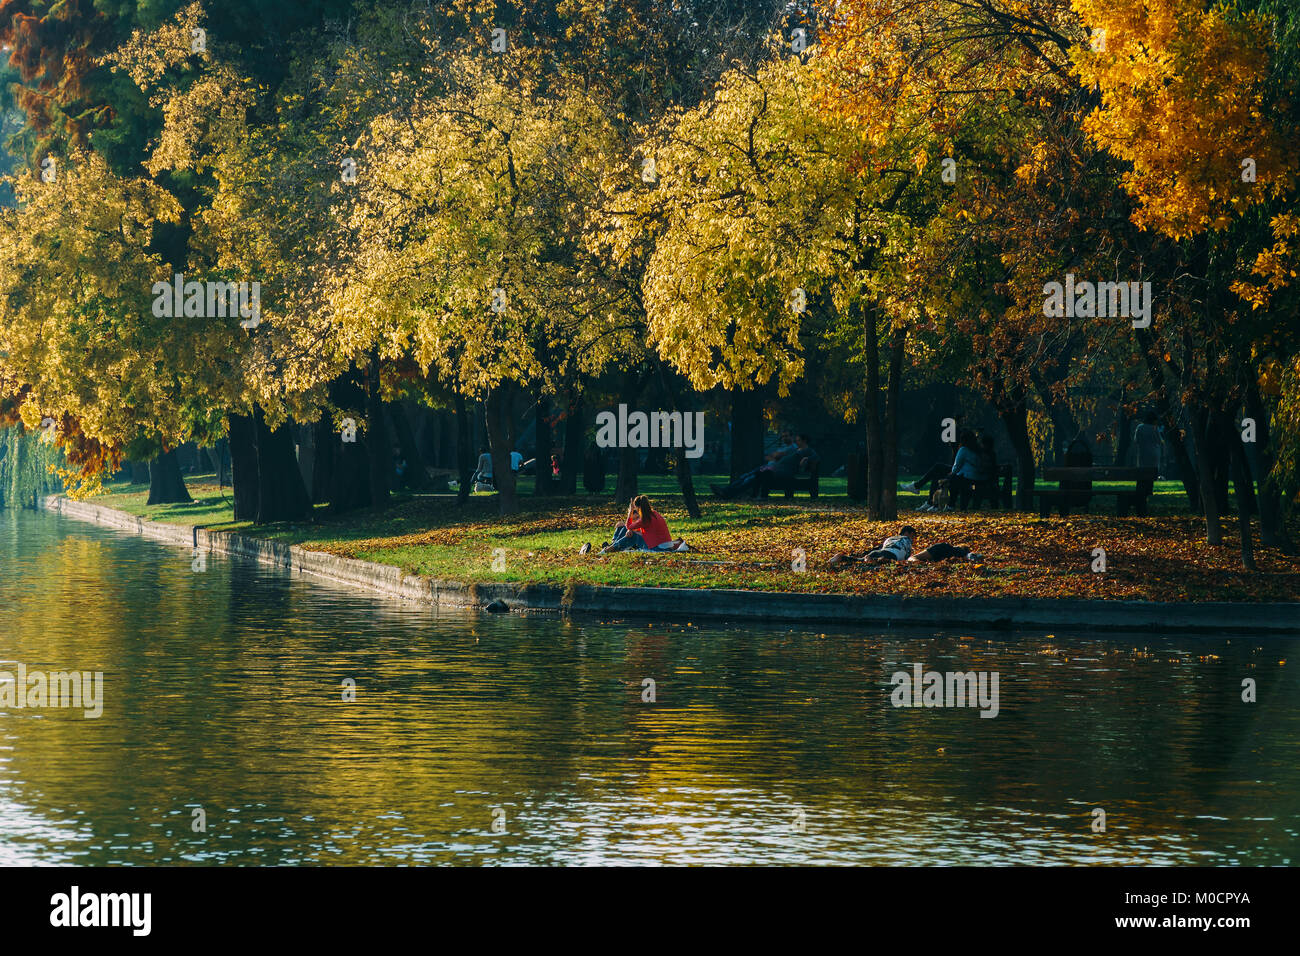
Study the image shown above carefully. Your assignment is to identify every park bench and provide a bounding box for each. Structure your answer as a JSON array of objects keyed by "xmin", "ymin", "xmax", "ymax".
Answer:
[
  {"xmin": 1033, "ymin": 466, "xmax": 1157, "ymax": 517},
  {"xmin": 760, "ymin": 460, "xmax": 821, "ymax": 499},
  {"xmin": 970, "ymin": 463, "xmax": 1014, "ymax": 510}
]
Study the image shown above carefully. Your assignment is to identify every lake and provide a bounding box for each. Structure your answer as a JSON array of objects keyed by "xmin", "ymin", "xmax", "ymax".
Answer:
[{"xmin": 1, "ymin": 508, "xmax": 1295, "ymax": 865}]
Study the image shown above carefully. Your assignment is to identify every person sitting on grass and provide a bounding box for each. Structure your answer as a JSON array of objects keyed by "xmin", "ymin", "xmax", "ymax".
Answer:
[
  {"xmin": 827, "ymin": 526, "xmax": 918, "ymax": 568},
  {"xmin": 592, "ymin": 495, "xmax": 688, "ymax": 554}
]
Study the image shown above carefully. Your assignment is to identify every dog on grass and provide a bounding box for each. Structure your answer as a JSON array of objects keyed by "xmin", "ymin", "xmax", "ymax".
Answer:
[{"xmin": 930, "ymin": 480, "xmax": 951, "ymax": 510}]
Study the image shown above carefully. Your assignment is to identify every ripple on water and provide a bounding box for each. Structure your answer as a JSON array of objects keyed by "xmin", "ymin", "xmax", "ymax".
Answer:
[{"xmin": 0, "ymin": 508, "xmax": 1296, "ymax": 865}]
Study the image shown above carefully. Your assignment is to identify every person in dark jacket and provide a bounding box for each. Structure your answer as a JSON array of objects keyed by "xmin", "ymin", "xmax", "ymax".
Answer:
[
  {"xmin": 755, "ymin": 434, "xmax": 820, "ymax": 497},
  {"xmin": 711, "ymin": 431, "xmax": 797, "ymax": 499}
]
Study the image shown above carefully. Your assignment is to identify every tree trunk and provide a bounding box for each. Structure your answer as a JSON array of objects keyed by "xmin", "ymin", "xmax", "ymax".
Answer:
[
  {"xmin": 1114, "ymin": 387, "xmax": 1133, "ymax": 467},
  {"xmin": 729, "ymin": 385, "xmax": 765, "ymax": 481},
  {"xmin": 252, "ymin": 407, "xmax": 312, "ymax": 524},
  {"xmin": 310, "ymin": 415, "xmax": 335, "ymax": 505},
  {"xmin": 321, "ymin": 370, "xmax": 372, "ymax": 514},
  {"xmin": 427, "ymin": 408, "xmax": 446, "ymax": 468},
  {"xmin": 1000, "ymin": 397, "xmax": 1036, "ymax": 511},
  {"xmin": 534, "ymin": 389, "xmax": 554, "ymax": 497},
  {"xmin": 454, "ymin": 391, "xmax": 473, "ymax": 504},
  {"xmin": 615, "ymin": 446, "xmax": 638, "ymax": 505},
  {"xmin": 670, "ymin": 447, "xmax": 701, "ymax": 517},
  {"xmin": 862, "ymin": 304, "xmax": 886, "ymax": 519},
  {"xmin": 846, "ymin": 447, "xmax": 868, "ymax": 500},
  {"xmin": 1163, "ymin": 413, "xmax": 1200, "ymax": 510},
  {"xmin": 1228, "ymin": 419, "xmax": 1257, "ymax": 516},
  {"xmin": 644, "ymin": 445, "xmax": 668, "ymax": 475},
  {"xmin": 329, "ymin": 435, "xmax": 372, "ymax": 513},
  {"xmin": 1030, "ymin": 370, "xmax": 1077, "ymax": 467},
  {"xmin": 1229, "ymin": 431, "xmax": 1256, "ymax": 570},
  {"xmin": 1136, "ymin": 328, "xmax": 1199, "ymax": 507},
  {"xmin": 1245, "ymin": 378, "xmax": 1293, "ymax": 552},
  {"xmin": 210, "ymin": 439, "xmax": 230, "ymax": 488},
  {"xmin": 294, "ymin": 423, "xmax": 314, "ymax": 493},
  {"xmin": 656, "ymin": 359, "xmax": 701, "ymax": 518},
  {"xmin": 365, "ymin": 359, "xmax": 390, "ymax": 510},
  {"xmin": 146, "ymin": 449, "xmax": 193, "ymax": 505},
  {"xmin": 505, "ymin": 389, "xmax": 519, "ymax": 469},
  {"xmin": 583, "ymin": 441, "xmax": 606, "ymax": 493},
  {"xmin": 228, "ymin": 413, "xmax": 259, "ymax": 521},
  {"xmin": 388, "ymin": 400, "xmax": 433, "ymax": 491},
  {"xmin": 182, "ymin": 441, "xmax": 203, "ymax": 474},
  {"xmin": 485, "ymin": 383, "xmax": 518, "ymax": 515},
  {"xmin": 561, "ymin": 390, "xmax": 583, "ymax": 495},
  {"xmin": 1209, "ymin": 415, "xmax": 1232, "ymax": 517},
  {"xmin": 1193, "ymin": 407, "xmax": 1223, "ymax": 545},
  {"xmin": 614, "ymin": 371, "xmax": 640, "ymax": 505},
  {"xmin": 880, "ymin": 327, "xmax": 905, "ymax": 521}
]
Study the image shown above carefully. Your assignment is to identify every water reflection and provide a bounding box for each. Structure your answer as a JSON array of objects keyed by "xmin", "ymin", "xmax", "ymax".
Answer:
[{"xmin": 0, "ymin": 508, "xmax": 1296, "ymax": 865}]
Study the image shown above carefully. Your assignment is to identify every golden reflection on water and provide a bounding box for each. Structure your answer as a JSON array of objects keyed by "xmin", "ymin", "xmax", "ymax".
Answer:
[{"xmin": 0, "ymin": 509, "xmax": 1296, "ymax": 865}]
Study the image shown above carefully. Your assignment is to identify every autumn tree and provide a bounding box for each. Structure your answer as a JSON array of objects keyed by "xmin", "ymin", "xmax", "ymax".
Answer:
[
  {"xmin": 1073, "ymin": 0, "xmax": 1300, "ymax": 559},
  {"xmin": 614, "ymin": 42, "xmax": 958, "ymax": 520},
  {"xmin": 0, "ymin": 149, "xmax": 233, "ymax": 501}
]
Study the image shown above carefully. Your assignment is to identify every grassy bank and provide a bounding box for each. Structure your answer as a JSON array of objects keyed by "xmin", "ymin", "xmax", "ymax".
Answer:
[{"xmin": 77, "ymin": 472, "xmax": 1300, "ymax": 604}]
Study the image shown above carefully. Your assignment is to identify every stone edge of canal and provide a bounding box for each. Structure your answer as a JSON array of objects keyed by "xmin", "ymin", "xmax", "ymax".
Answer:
[{"xmin": 38, "ymin": 495, "xmax": 1300, "ymax": 636}]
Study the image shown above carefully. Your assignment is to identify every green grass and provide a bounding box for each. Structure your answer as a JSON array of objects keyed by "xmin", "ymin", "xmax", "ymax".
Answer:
[
  {"xmin": 88, "ymin": 472, "xmax": 1200, "ymax": 523},
  {"xmin": 76, "ymin": 471, "xmax": 1300, "ymax": 604},
  {"xmin": 93, "ymin": 486, "xmax": 245, "ymax": 528}
]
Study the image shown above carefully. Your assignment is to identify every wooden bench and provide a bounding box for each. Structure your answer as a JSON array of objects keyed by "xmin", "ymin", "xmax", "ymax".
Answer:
[
  {"xmin": 970, "ymin": 463, "xmax": 1014, "ymax": 510},
  {"xmin": 759, "ymin": 460, "xmax": 820, "ymax": 499},
  {"xmin": 1034, "ymin": 466, "xmax": 1157, "ymax": 517}
]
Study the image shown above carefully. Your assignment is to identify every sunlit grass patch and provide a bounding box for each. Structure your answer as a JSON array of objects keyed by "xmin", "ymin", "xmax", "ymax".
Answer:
[{"xmin": 82, "ymin": 473, "xmax": 1300, "ymax": 603}]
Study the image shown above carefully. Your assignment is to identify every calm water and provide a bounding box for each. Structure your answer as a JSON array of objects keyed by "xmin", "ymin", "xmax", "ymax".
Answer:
[{"xmin": 0, "ymin": 508, "xmax": 1296, "ymax": 865}]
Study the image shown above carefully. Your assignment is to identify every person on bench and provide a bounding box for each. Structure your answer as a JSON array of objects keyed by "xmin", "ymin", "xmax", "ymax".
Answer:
[
  {"xmin": 1062, "ymin": 431, "xmax": 1094, "ymax": 510},
  {"xmin": 472, "ymin": 445, "xmax": 495, "ymax": 492},
  {"xmin": 905, "ymin": 431, "xmax": 981, "ymax": 511},
  {"xmin": 756, "ymin": 434, "xmax": 819, "ymax": 497},
  {"xmin": 711, "ymin": 430, "xmax": 796, "ymax": 499},
  {"xmin": 947, "ymin": 430, "xmax": 998, "ymax": 509}
]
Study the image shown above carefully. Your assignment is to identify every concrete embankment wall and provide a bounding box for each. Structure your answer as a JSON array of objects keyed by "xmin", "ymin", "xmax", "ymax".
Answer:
[{"xmin": 41, "ymin": 496, "xmax": 1300, "ymax": 634}]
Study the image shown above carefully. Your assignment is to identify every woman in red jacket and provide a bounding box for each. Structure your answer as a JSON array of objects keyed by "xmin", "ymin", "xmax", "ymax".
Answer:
[{"xmin": 600, "ymin": 495, "xmax": 684, "ymax": 553}]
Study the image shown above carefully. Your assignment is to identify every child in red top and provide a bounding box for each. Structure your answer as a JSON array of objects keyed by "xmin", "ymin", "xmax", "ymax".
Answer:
[{"xmin": 600, "ymin": 495, "xmax": 684, "ymax": 553}]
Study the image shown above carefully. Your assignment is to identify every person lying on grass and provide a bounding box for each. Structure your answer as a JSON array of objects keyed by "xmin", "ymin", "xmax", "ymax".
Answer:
[
  {"xmin": 827, "ymin": 526, "xmax": 981, "ymax": 568},
  {"xmin": 586, "ymin": 495, "xmax": 689, "ymax": 554},
  {"xmin": 908, "ymin": 543, "xmax": 983, "ymax": 564}
]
